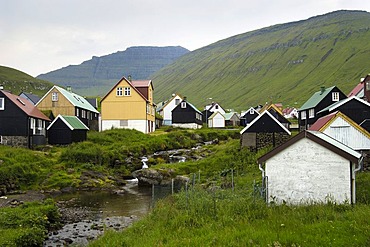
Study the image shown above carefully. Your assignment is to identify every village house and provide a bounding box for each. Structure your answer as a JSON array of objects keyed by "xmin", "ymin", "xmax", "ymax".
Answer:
[
  {"xmin": 100, "ymin": 77, "xmax": 155, "ymax": 133},
  {"xmin": 18, "ymin": 92, "xmax": 41, "ymax": 105},
  {"xmin": 317, "ymin": 96, "xmax": 370, "ymax": 132},
  {"xmin": 240, "ymin": 110, "xmax": 291, "ymax": 150},
  {"xmin": 258, "ymin": 130, "xmax": 362, "ymax": 205},
  {"xmin": 260, "ymin": 103, "xmax": 291, "ymax": 129},
  {"xmin": 240, "ymin": 107, "xmax": 260, "ymax": 126},
  {"xmin": 36, "ymin": 85, "xmax": 99, "ymax": 131},
  {"xmin": 172, "ymin": 98, "xmax": 203, "ymax": 129},
  {"xmin": 47, "ymin": 115, "xmax": 89, "ymax": 145},
  {"xmin": 348, "ymin": 74, "xmax": 370, "ymax": 102},
  {"xmin": 156, "ymin": 94, "xmax": 183, "ymax": 125},
  {"xmin": 298, "ymin": 86, "xmax": 347, "ymax": 130},
  {"xmin": 207, "ymin": 111, "xmax": 225, "ymax": 128},
  {"xmin": 0, "ymin": 90, "xmax": 50, "ymax": 148},
  {"xmin": 223, "ymin": 112, "xmax": 240, "ymax": 126}
]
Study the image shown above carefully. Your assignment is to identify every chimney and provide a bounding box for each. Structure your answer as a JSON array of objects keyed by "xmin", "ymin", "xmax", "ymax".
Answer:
[
  {"xmin": 128, "ymin": 75, "xmax": 132, "ymax": 82},
  {"xmin": 67, "ymin": 86, "xmax": 72, "ymax": 92},
  {"xmin": 320, "ymin": 86, "xmax": 325, "ymax": 94},
  {"xmin": 183, "ymin": 96, "xmax": 187, "ymax": 101},
  {"xmin": 0, "ymin": 85, "xmax": 3, "ymax": 90}
]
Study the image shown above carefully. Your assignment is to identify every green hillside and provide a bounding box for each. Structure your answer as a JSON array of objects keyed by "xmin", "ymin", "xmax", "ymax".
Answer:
[
  {"xmin": 0, "ymin": 66, "xmax": 53, "ymax": 96},
  {"xmin": 152, "ymin": 10, "xmax": 370, "ymax": 111},
  {"xmin": 37, "ymin": 46, "xmax": 189, "ymax": 97}
]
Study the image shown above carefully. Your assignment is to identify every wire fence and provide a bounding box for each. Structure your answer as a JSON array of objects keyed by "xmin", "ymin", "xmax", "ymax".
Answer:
[{"xmin": 150, "ymin": 169, "xmax": 267, "ymax": 207}]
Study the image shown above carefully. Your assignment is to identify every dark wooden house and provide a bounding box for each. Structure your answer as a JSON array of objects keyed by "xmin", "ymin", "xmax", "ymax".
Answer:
[
  {"xmin": 298, "ymin": 86, "xmax": 347, "ymax": 130},
  {"xmin": 0, "ymin": 90, "xmax": 50, "ymax": 148},
  {"xmin": 172, "ymin": 98, "xmax": 203, "ymax": 129},
  {"xmin": 317, "ymin": 96, "xmax": 370, "ymax": 132},
  {"xmin": 240, "ymin": 110, "xmax": 291, "ymax": 150},
  {"xmin": 47, "ymin": 115, "xmax": 89, "ymax": 145},
  {"xmin": 240, "ymin": 107, "xmax": 260, "ymax": 126}
]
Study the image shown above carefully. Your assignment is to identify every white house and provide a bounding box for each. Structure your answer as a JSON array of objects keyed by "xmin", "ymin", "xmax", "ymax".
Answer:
[
  {"xmin": 156, "ymin": 94, "xmax": 183, "ymax": 125},
  {"xmin": 208, "ymin": 111, "xmax": 225, "ymax": 128},
  {"xmin": 205, "ymin": 102, "xmax": 226, "ymax": 115},
  {"xmin": 309, "ymin": 111, "xmax": 370, "ymax": 151},
  {"xmin": 258, "ymin": 130, "xmax": 362, "ymax": 205}
]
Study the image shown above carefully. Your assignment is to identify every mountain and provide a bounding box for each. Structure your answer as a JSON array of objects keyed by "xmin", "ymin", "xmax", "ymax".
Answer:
[
  {"xmin": 0, "ymin": 66, "xmax": 53, "ymax": 96},
  {"xmin": 37, "ymin": 46, "xmax": 189, "ymax": 96},
  {"xmin": 152, "ymin": 10, "xmax": 370, "ymax": 111}
]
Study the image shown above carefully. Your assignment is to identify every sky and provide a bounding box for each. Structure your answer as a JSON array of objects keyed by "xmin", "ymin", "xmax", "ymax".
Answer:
[{"xmin": 1, "ymin": 0, "xmax": 370, "ymax": 77}]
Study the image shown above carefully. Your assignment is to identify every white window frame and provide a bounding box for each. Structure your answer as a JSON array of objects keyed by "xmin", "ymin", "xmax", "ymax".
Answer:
[
  {"xmin": 175, "ymin": 99, "xmax": 180, "ymax": 105},
  {"xmin": 117, "ymin": 87, "xmax": 123, "ymax": 96},
  {"xmin": 81, "ymin": 110, "xmax": 86, "ymax": 118},
  {"xmin": 0, "ymin": 98, "xmax": 4, "ymax": 110},
  {"xmin": 51, "ymin": 92, "xmax": 58, "ymax": 102},
  {"xmin": 301, "ymin": 111, "xmax": 306, "ymax": 120},
  {"xmin": 124, "ymin": 87, "xmax": 131, "ymax": 96},
  {"xmin": 181, "ymin": 102, "xmax": 187, "ymax": 108},
  {"xmin": 308, "ymin": 108, "xmax": 315, "ymax": 118},
  {"xmin": 332, "ymin": 92, "xmax": 339, "ymax": 102},
  {"xmin": 250, "ymin": 108, "xmax": 254, "ymax": 114}
]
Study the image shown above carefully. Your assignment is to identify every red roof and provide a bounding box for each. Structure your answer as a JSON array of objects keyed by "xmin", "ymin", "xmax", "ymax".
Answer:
[
  {"xmin": 348, "ymin": 82, "xmax": 363, "ymax": 97},
  {"xmin": 131, "ymin": 80, "xmax": 152, "ymax": 88},
  {"xmin": 308, "ymin": 111, "xmax": 338, "ymax": 131},
  {"xmin": 1, "ymin": 90, "xmax": 50, "ymax": 121}
]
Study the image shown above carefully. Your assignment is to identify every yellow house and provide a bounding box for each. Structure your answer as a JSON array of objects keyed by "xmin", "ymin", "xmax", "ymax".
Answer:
[
  {"xmin": 36, "ymin": 86, "xmax": 100, "ymax": 131},
  {"xmin": 101, "ymin": 77, "xmax": 155, "ymax": 133}
]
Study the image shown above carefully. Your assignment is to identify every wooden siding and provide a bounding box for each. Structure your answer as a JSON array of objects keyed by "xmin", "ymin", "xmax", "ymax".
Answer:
[
  {"xmin": 101, "ymin": 79, "xmax": 155, "ymax": 122},
  {"xmin": 37, "ymin": 88, "xmax": 76, "ymax": 116}
]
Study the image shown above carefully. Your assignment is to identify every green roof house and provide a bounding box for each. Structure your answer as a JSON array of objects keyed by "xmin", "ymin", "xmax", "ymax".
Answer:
[
  {"xmin": 47, "ymin": 115, "xmax": 89, "ymax": 145},
  {"xmin": 298, "ymin": 86, "xmax": 347, "ymax": 130}
]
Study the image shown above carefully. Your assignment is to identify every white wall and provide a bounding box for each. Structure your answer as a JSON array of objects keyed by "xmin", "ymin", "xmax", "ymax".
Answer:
[
  {"xmin": 172, "ymin": 123, "xmax": 202, "ymax": 129},
  {"xmin": 323, "ymin": 117, "xmax": 370, "ymax": 150},
  {"xmin": 265, "ymin": 138, "xmax": 351, "ymax": 205},
  {"xmin": 163, "ymin": 95, "xmax": 182, "ymax": 125},
  {"xmin": 101, "ymin": 119, "xmax": 154, "ymax": 133},
  {"xmin": 208, "ymin": 113, "xmax": 225, "ymax": 128}
]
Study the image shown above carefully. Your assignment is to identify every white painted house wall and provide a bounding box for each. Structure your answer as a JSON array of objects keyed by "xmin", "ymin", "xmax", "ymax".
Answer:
[
  {"xmin": 322, "ymin": 117, "xmax": 370, "ymax": 150},
  {"xmin": 265, "ymin": 138, "xmax": 352, "ymax": 205},
  {"xmin": 162, "ymin": 95, "xmax": 182, "ymax": 125},
  {"xmin": 208, "ymin": 112, "xmax": 225, "ymax": 128},
  {"xmin": 101, "ymin": 119, "xmax": 154, "ymax": 133}
]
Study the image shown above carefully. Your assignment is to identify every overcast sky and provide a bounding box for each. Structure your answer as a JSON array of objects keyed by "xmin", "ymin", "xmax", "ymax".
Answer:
[{"xmin": 1, "ymin": 0, "xmax": 370, "ymax": 77}]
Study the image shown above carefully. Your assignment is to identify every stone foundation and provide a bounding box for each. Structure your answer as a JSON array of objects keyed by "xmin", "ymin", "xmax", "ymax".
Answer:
[
  {"xmin": 240, "ymin": 132, "xmax": 290, "ymax": 151},
  {"xmin": 1, "ymin": 136, "xmax": 29, "ymax": 148}
]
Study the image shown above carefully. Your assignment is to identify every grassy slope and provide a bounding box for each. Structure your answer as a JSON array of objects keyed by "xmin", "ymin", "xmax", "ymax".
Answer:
[
  {"xmin": 0, "ymin": 66, "xmax": 53, "ymax": 96},
  {"xmin": 89, "ymin": 139, "xmax": 370, "ymax": 247},
  {"xmin": 152, "ymin": 10, "xmax": 370, "ymax": 111}
]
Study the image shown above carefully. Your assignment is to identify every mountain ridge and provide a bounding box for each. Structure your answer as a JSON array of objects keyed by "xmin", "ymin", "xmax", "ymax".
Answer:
[
  {"xmin": 37, "ymin": 46, "xmax": 189, "ymax": 96},
  {"xmin": 152, "ymin": 10, "xmax": 370, "ymax": 110}
]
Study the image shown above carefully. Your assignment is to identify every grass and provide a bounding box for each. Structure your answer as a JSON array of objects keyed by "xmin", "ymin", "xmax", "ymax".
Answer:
[
  {"xmin": 0, "ymin": 200, "xmax": 60, "ymax": 247},
  {"xmin": 89, "ymin": 186, "xmax": 370, "ymax": 247}
]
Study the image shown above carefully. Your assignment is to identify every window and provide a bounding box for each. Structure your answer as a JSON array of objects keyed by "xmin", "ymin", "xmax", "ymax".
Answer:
[
  {"xmin": 332, "ymin": 92, "xmax": 339, "ymax": 101},
  {"xmin": 215, "ymin": 105, "xmax": 219, "ymax": 109},
  {"xmin": 309, "ymin": 109, "xmax": 315, "ymax": 118},
  {"xmin": 117, "ymin": 87, "xmax": 123, "ymax": 96},
  {"xmin": 52, "ymin": 92, "xmax": 58, "ymax": 102},
  {"xmin": 250, "ymin": 108, "xmax": 254, "ymax": 114},
  {"xmin": 301, "ymin": 111, "xmax": 306, "ymax": 120},
  {"xmin": 124, "ymin": 87, "xmax": 131, "ymax": 96},
  {"xmin": 181, "ymin": 102, "xmax": 187, "ymax": 108},
  {"xmin": 81, "ymin": 110, "xmax": 86, "ymax": 118},
  {"xmin": 366, "ymin": 82, "xmax": 370, "ymax": 91},
  {"xmin": 120, "ymin": 120, "xmax": 128, "ymax": 127},
  {"xmin": 175, "ymin": 99, "xmax": 180, "ymax": 105},
  {"xmin": 0, "ymin": 98, "xmax": 4, "ymax": 110},
  {"xmin": 76, "ymin": 108, "xmax": 79, "ymax": 117}
]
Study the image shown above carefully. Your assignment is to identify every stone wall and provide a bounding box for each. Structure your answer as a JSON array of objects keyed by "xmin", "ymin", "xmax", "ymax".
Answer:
[
  {"xmin": 240, "ymin": 132, "xmax": 290, "ymax": 151},
  {"xmin": 1, "ymin": 136, "xmax": 29, "ymax": 148}
]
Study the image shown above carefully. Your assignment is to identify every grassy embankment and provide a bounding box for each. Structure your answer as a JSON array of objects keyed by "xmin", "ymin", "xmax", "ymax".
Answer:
[
  {"xmin": 0, "ymin": 128, "xmax": 240, "ymax": 245},
  {"xmin": 88, "ymin": 135, "xmax": 370, "ymax": 246}
]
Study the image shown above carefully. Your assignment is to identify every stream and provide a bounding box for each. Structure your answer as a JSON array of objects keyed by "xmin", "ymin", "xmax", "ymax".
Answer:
[{"xmin": 44, "ymin": 179, "xmax": 152, "ymax": 246}]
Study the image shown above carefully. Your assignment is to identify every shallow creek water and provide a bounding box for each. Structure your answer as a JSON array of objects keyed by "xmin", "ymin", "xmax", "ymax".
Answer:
[{"xmin": 44, "ymin": 180, "xmax": 152, "ymax": 246}]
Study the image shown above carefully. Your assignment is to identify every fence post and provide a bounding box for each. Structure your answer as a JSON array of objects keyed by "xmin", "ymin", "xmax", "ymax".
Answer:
[
  {"xmin": 198, "ymin": 169, "xmax": 201, "ymax": 183},
  {"xmin": 171, "ymin": 178, "xmax": 174, "ymax": 195},
  {"xmin": 152, "ymin": 183, "xmax": 155, "ymax": 207}
]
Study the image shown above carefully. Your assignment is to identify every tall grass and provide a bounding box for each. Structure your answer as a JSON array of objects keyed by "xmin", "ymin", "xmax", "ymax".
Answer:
[{"xmin": 89, "ymin": 185, "xmax": 370, "ymax": 247}]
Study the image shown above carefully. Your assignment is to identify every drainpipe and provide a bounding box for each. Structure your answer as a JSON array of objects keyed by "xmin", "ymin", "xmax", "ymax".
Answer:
[
  {"xmin": 352, "ymin": 155, "xmax": 364, "ymax": 204},
  {"xmin": 258, "ymin": 163, "xmax": 265, "ymax": 178}
]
